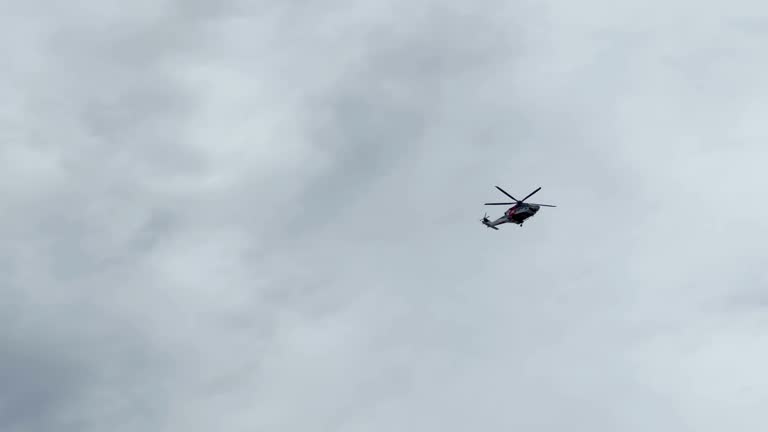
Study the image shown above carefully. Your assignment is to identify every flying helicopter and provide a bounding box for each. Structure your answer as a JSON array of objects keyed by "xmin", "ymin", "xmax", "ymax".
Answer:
[{"xmin": 481, "ymin": 186, "xmax": 556, "ymax": 229}]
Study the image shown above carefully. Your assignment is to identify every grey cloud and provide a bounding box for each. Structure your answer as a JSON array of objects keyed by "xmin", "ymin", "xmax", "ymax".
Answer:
[
  {"xmin": 0, "ymin": 337, "xmax": 84, "ymax": 431},
  {"xmin": 3, "ymin": 0, "xmax": 768, "ymax": 431}
]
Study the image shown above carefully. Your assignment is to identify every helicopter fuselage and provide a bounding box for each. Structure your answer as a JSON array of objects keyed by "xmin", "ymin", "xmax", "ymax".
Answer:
[
  {"xmin": 480, "ymin": 185, "xmax": 554, "ymax": 230},
  {"xmin": 505, "ymin": 203, "xmax": 540, "ymax": 224},
  {"xmin": 483, "ymin": 203, "xmax": 539, "ymax": 229}
]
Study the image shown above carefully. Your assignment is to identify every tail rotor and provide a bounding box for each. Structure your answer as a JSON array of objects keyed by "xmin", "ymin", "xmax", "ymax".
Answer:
[{"xmin": 480, "ymin": 213, "xmax": 498, "ymax": 229}]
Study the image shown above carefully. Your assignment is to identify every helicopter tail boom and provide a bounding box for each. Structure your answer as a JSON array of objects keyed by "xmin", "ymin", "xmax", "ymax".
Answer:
[{"xmin": 481, "ymin": 214, "xmax": 500, "ymax": 230}]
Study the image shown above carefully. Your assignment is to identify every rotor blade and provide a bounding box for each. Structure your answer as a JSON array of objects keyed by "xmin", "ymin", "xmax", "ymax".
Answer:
[
  {"xmin": 495, "ymin": 186, "xmax": 518, "ymax": 201},
  {"xmin": 529, "ymin": 203, "xmax": 556, "ymax": 207},
  {"xmin": 520, "ymin": 187, "xmax": 541, "ymax": 203},
  {"xmin": 484, "ymin": 202, "xmax": 515, "ymax": 205}
]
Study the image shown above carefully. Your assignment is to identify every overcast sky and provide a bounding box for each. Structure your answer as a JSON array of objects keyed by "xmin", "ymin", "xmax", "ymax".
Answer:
[{"xmin": 2, "ymin": 0, "xmax": 768, "ymax": 431}]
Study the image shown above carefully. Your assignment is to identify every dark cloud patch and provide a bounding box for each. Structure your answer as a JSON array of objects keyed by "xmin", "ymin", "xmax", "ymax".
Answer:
[
  {"xmin": 286, "ymin": 3, "xmax": 529, "ymax": 233},
  {"xmin": 0, "ymin": 339, "xmax": 83, "ymax": 431}
]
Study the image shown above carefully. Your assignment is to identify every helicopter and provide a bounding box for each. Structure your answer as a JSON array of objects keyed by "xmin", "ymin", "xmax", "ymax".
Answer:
[{"xmin": 481, "ymin": 186, "xmax": 556, "ymax": 229}]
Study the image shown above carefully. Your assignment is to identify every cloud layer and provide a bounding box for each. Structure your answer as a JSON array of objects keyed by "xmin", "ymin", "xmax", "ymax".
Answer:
[{"xmin": 2, "ymin": 1, "xmax": 768, "ymax": 431}]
